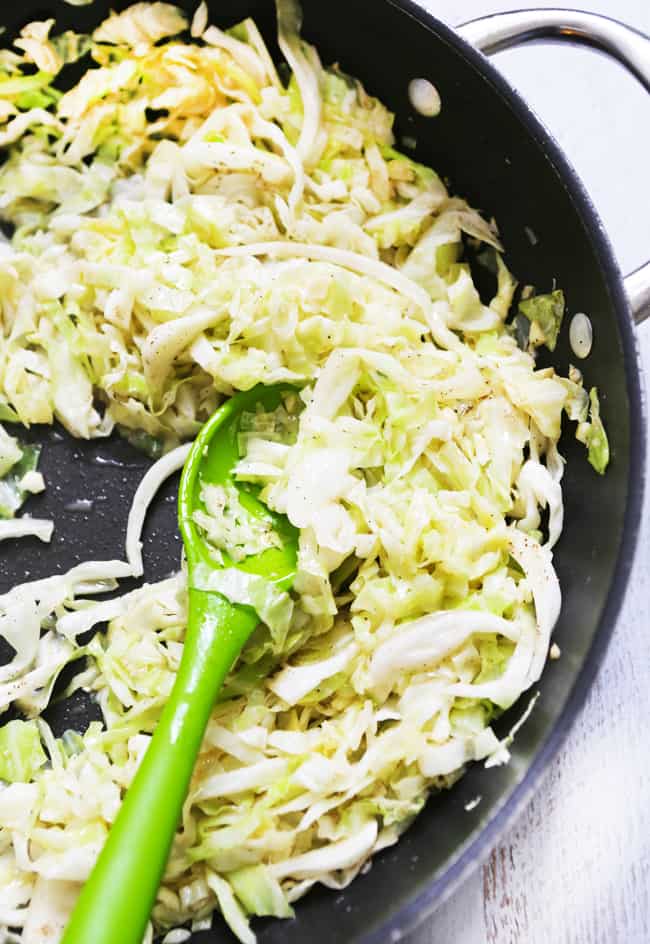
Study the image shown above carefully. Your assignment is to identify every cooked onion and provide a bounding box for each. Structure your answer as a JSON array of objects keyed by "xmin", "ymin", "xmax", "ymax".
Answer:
[
  {"xmin": 569, "ymin": 311, "xmax": 593, "ymax": 359},
  {"xmin": 408, "ymin": 78, "xmax": 441, "ymax": 117}
]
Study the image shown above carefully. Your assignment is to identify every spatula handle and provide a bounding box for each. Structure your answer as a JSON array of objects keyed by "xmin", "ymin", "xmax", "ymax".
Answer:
[{"xmin": 62, "ymin": 589, "xmax": 258, "ymax": 944}]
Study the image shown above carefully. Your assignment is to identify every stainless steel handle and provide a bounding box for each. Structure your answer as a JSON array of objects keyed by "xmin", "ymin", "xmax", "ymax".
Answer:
[
  {"xmin": 456, "ymin": 9, "xmax": 650, "ymax": 326},
  {"xmin": 626, "ymin": 263, "xmax": 650, "ymax": 324}
]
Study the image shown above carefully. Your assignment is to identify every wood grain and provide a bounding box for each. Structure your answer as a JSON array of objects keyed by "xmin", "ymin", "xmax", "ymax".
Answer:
[{"xmin": 406, "ymin": 2, "xmax": 650, "ymax": 941}]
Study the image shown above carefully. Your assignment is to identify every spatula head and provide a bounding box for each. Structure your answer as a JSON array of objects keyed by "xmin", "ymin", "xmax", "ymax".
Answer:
[{"xmin": 178, "ymin": 384, "xmax": 299, "ymax": 589}]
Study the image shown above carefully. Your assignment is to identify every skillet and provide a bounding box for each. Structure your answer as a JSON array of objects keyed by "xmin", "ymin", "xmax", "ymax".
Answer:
[{"xmin": 0, "ymin": 2, "xmax": 648, "ymax": 942}]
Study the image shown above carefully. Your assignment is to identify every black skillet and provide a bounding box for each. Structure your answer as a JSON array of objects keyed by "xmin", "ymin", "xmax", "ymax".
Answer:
[{"xmin": 1, "ymin": 2, "xmax": 648, "ymax": 942}]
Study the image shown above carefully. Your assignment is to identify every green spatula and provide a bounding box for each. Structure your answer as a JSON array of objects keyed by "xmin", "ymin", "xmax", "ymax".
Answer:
[{"xmin": 62, "ymin": 384, "xmax": 298, "ymax": 944}]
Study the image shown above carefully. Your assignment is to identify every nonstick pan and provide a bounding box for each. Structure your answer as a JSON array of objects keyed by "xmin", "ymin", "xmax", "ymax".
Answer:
[{"xmin": 1, "ymin": 3, "xmax": 648, "ymax": 942}]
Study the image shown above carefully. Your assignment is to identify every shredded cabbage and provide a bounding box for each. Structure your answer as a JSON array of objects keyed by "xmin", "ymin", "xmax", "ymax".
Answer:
[
  {"xmin": 0, "ymin": 2, "xmax": 610, "ymax": 943},
  {"xmin": 577, "ymin": 386, "xmax": 610, "ymax": 475},
  {"xmin": 191, "ymin": 564, "xmax": 293, "ymax": 646},
  {"xmin": 519, "ymin": 289, "xmax": 565, "ymax": 352},
  {"xmin": 0, "ymin": 424, "xmax": 50, "ymax": 540},
  {"xmin": 193, "ymin": 483, "xmax": 282, "ymax": 563},
  {"xmin": 0, "ymin": 720, "xmax": 47, "ymax": 782}
]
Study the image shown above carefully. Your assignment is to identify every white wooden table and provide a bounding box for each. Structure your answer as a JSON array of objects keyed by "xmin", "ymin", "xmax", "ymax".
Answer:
[{"xmin": 407, "ymin": 2, "xmax": 650, "ymax": 941}]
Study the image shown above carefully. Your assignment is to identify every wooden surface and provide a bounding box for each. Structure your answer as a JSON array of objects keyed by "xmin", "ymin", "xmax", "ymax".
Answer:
[{"xmin": 406, "ymin": 2, "xmax": 650, "ymax": 942}]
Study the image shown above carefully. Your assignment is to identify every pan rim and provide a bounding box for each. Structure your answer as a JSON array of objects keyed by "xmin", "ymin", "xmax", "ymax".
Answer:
[{"xmin": 355, "ymin": 2, "xmax": 647, "ymax": 941}]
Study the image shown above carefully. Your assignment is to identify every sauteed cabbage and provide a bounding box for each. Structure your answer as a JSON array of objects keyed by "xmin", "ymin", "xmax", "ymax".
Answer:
[{"xmin": 0, "ymin": 2, "xmax": 608, "ymax": 942}]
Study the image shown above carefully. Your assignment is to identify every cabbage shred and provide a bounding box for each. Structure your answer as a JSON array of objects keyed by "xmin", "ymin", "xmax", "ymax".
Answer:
[
  {"xmin": 193, "ymin": 482, "xmax": 282, "ymax": 563},
  {"xmin": 0, "ymin": 424, "xmax": 50, "ymax": 539},
  {"xmin": 0, "ymin": 2, "xmax": 607, "ymax": 942}
]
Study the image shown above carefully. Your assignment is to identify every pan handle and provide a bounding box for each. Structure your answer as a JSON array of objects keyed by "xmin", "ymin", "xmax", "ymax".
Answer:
[{"xmin": 456, "ymin": 9, "xmax": 650, "ymax": 326}]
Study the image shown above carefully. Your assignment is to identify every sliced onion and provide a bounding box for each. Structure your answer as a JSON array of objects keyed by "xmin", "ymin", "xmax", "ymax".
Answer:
[
  {"xmin": 408, "ymin": 78, "xmax": 441, "ymax": 117},
  {"xmin": 569, "ymin": 312, "xmax": 593, "ymax": 359}
]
